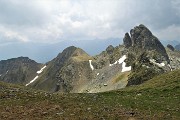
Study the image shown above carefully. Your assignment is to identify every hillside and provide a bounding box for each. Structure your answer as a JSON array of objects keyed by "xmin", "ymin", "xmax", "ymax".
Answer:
[
  {"xmin": 0, "ymin": 57, "xmax": 42, "ymax": 85},
  {"xmin": 0, "ymin": 69, "xmax": 179, "ymax": 119}
]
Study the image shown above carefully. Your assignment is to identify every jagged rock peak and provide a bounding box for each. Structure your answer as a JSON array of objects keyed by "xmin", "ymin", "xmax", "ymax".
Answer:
[
  {"xmin": 106, "ymin": 45, "xmax": 114, "ymax": 54},
  {"xmin": 123, "ymin": 33, "xmax": 132, "ymax": 48},
  {"xmin": 123, "ymin": 24, "xmax": 169, "ymax": 61}
]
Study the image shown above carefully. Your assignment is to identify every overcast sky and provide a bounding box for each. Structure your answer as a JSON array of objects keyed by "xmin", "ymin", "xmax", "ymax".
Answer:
[
  {"xmin": 0, "ymin": 0, "xmax": 180, "ymax": 62},
  {"xmin": 0, "ymin": 0, "xmax": 180, "ymax": 45}
]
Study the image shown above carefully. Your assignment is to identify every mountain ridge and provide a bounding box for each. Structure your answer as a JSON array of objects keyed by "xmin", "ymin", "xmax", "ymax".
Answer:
[{"xmin": 0, "ymin": 24, "xmax": 180, "ymax": 93}]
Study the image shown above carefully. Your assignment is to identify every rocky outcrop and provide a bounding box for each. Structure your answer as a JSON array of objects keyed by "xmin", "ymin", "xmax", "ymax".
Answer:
[
  {"xmin": 123, "ymin": 33, "xmax": 132, "ymax": 48},
  {"xmin": 123, "ymin": 24, "xmax": 169, "ymax": 62},
  {"xmin": 0, "ymin": 57, "xmax": 42, "ymax": 84},
  {"xmin": 123, "ymin": 24, "xmax": 172, "ymax": 86}
]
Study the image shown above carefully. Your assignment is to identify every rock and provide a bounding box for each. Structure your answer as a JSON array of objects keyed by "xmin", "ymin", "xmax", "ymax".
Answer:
[
  {"xmin": 167, "ymin": 44, "xmax": 175, "ymax": 51},
  {"xmin": 123, "ymin": 33, "xmax": 132, "ymax": 48},
  {"xmin": 106, "ymin": 45, "xmax": 114, "ymax": 54},
  {"xmin": 124, "ymin": 24, "xmax": 169, "ymax": 62}
]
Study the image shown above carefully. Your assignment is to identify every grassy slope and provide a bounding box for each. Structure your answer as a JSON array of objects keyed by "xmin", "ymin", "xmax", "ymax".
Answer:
[{"xmin": 0, "ymin": 70, "xmax": 180, "ymax": 119}]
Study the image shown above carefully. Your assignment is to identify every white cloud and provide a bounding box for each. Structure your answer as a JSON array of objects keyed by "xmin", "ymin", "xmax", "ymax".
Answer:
[{"xmin": 0, "ymin": 26, "xmax": 28, "ymax": 42}]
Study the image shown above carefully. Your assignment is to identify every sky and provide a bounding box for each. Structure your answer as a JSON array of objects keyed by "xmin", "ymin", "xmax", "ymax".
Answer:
[{"xmin": 0, "ymin": 0, "xmax": 180, "ymax": 62}]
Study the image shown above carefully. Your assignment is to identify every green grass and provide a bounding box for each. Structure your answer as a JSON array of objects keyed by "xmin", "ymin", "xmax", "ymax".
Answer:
[{"xmin": 0, "ymin": 70, "xmax": 180, "ymax": 119}]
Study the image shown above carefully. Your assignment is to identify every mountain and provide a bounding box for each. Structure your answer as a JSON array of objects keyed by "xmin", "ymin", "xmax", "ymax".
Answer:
[
  {"xmin": 30, "ymin": 46, "xmax": 93, "ymax": 92},
  {"xmin": 0, "ymin": 57, "xmax": 42, "ymax": 85},
  {"xmin": 26, "ymin": 24, "xmax": 180, "ymax": 93},
  {"xmin": 175, "ymin": 43, "xmax": 180, "ymax": 50},
  {"xmin": 123, "ymin": 24, "xmax": 171, "ymax": 86},
  {"xmin": 1, "ymin": 24, "xmax": 180, "ymax": 93}
]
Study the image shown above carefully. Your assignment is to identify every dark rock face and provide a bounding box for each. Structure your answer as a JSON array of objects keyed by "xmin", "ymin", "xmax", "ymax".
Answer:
[
  {"xmin": 0, "ymin": 57, "xmax": 42, "ymax": 84},
  {"xmin": 167, "ymin": 44, "xmax": 175, "ymax": 51},
  {"xmin": 106, "ymin": 45, "xmax": 114, "ymax": 54},
  {"xmin": 123, "ymin": 24, "xmax": 169, "ymax": 62},
  {"xmin": 123, "ymin": 25, "xmax": 171, "ymax": 86},
  {"xmin": 123, "ymin": 33, "xmax": 132, "ymax": 48}
]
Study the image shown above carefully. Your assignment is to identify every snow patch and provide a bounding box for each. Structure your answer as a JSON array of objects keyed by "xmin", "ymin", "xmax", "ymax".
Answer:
[
  {"xmin": 168, "ymin": 64, "xmax": 172, "ymax": 71},
  {"xmin": 122, "ymin": 62, "xmax": 131, "ymax": 72},
  {"xmin": 97, "ymin": 73, "xmax": 99, "ymax": 76},
  {"xmin": 150, "ymin": 59, "xmax": 165, "ymax": 67},
  {"xmin": 6, "ymin": 70, "xmax": 9, "ymax": 74},
  {"xmin": 37, "ymin": 65, "xmax": 46, "ymax": 74},
  {"xmin": 26, "ymin": 76, "xmax": 39, "ymax": 86},
  {"xmin": 89, "ymin": 60, "xmax": 94, "ymax": 70},
  {"xmin": 109, "ymin": 55, "xmax": 127, "ymax": 66},
  {"xmin": 109, "ymin": 55, "xmax": 131, "ymax": 72}
]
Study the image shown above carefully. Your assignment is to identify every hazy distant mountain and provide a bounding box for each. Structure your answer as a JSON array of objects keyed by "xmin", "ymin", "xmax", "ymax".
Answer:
[
  {"xmin": 175, "ymin": 44, "xmax": 180, "ymax": 50},
  {"xmin": 161, "ymin": 40, "xmax": 180, "ymax": 47}
]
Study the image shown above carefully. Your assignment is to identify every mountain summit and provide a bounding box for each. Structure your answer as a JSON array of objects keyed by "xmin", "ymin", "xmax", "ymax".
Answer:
[{"xmin": 123, "ymin": 24, "xmax": 169, "ymax": 62}]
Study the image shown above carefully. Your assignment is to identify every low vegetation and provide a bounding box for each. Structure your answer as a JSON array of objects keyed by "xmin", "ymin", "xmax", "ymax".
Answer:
[{"xmin": 0, "ymin": 70, "xmax": 179, "ymax": 119}]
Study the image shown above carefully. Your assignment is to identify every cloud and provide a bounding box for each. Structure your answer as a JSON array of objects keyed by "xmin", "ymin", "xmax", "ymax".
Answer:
[{"xmin": 0, "ymin": 0, "xmax": 179, "ymax": 45}]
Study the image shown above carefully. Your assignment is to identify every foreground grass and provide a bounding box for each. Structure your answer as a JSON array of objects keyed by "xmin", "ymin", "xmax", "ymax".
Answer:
[{"xmin": 0, "ymin": 70, "xmax": 180, "ymax": 120}]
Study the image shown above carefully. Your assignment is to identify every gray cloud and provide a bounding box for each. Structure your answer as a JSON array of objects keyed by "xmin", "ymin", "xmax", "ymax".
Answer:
[{"xmin": 0, "ymin": 0, "xmax": 180, "ymax": 44}]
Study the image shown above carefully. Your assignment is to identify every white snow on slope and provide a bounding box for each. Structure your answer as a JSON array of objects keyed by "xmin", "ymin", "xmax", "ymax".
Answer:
[
  {"xmin": 37, "ymin": 65, "xmax": 47, "ymax": 74},
  {"xmin": 122, "ymin": 62, "xmax": 131, "ymax": 72},
  {"xmin": 89, "ymin": 60, "xmax": 94, "ymax": 70},
  {"xmin": 109, "ymin": 55, "xmax": 131, "ymax": 72},
  {"xmin": 109, "ymin": 55, "xmax": 127, "ymax": 66},
  {"xmin": 168, "ymin": 64, "xmax": 172, "ymax": 71},
  {"xmin": 150, "ymin": 59, "xmax": 165, "ymax": 67},
  {"xmin": 26, "ymin": 76, "xmax": 39, "ymax": 86}
]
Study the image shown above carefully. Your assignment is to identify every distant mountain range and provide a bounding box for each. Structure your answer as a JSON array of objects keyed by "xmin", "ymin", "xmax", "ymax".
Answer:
[{"xmin": 175, "ymin": 44, "xmax": 180, "ymax": 50}]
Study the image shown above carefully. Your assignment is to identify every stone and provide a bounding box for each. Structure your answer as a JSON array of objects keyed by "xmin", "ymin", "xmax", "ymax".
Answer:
[
  {"xmin": 106, "ymin": 45, "xmax": 114, "ymax": 54},
  {"xmin": 123, "ymin": 33, "xmax": 132, "ymax": 48}
]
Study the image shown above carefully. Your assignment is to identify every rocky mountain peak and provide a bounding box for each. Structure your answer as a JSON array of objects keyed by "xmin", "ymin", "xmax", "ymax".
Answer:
[
  {"xmin": 123, "ymin": 24, "xmax": 169, "ymax": 62},
  {"xmin": 57, "ymin": 46, "xmax": 88, "ymax": 59},
  {"xmin": 106, "ymin": 45, "xmax": 114, "ymax": 54},
  {"xmin": 123, "ymin": 33, "xmax": 132, "ymax": 48}
]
